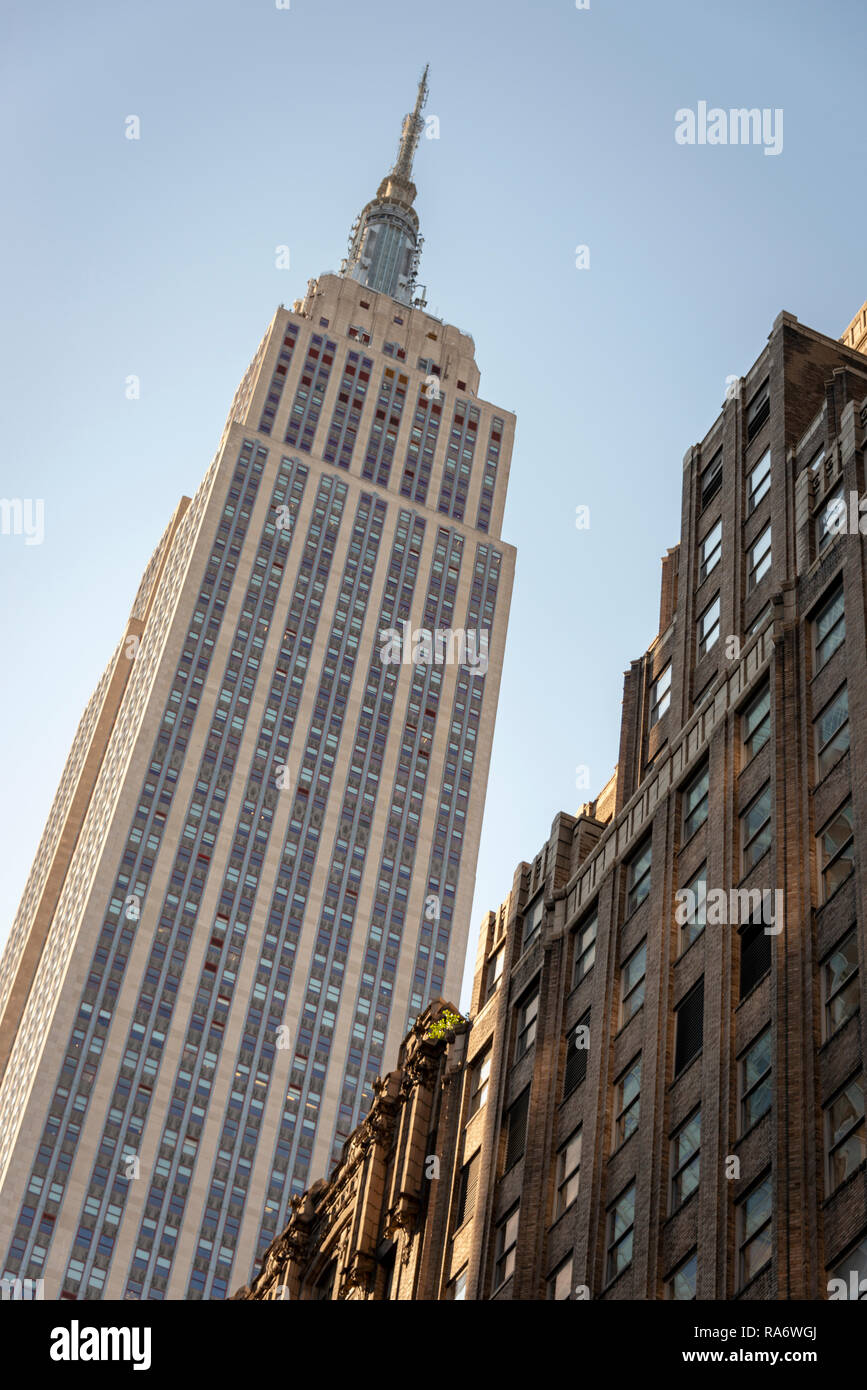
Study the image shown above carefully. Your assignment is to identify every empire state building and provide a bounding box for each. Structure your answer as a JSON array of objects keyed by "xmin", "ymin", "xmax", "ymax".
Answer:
[{"xmin": 0, "ymin": 71, "xmax": 516, "ymax": 1299}]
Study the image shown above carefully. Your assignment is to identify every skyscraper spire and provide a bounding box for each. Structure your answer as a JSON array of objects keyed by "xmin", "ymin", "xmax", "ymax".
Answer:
[
  {"xmin": 391, "ymin": 63, "xmax": 429, "ymax": 185},
  {"xmin": 341, "ymin": 66, "xmax": 430, "ymax": 308}
]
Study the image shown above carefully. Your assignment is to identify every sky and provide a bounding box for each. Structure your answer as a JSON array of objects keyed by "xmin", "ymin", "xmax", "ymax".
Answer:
[{"xmin": 1, "ymin": 0, "xmax": 865, "ymax": 1011}]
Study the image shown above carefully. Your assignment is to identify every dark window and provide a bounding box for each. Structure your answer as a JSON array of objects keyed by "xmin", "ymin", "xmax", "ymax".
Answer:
[
  {"xmin": 564, "ymin": 1013, "xmax": 590, "ymax": 1097},
  {"xmin": 746, "ymin": 380, "xmax": 770, "ymax": 441},
  {"xmin": 504, "ymin": 1087, "xmax": 530, "ymax": 1171},
  {"xmin": 454, "ymin": 1152, "xmax": 479, "ymax": 1227},
  {"xmin": 700, "ymin": 451, "xmax": 723, "ymax": 509},
  {"xmin": 740, "ymin": 919, "xmax": 771, "ymax": 997},
  {"xmin": 674, "ymin": 979, "xmax": 704, "ymax": 1074}
]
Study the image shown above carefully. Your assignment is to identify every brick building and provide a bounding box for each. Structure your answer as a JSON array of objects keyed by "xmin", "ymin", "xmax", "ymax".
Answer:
[{"xmin": 242, "ymin": 298, "xmax": 867, "ymax": 1300}]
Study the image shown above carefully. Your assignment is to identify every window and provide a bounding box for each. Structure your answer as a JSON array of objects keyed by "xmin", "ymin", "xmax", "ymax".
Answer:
[
  {"xmin": 547, "ymin": 1255, "xmax": 574, "ymax": 1300},
  {"xmin": 814, "ymin": 584, "xmax": 845, "ymax": 671},
  {"xmin": 699, "ymin": 519, "xmax": 722, "ymax": 582},
  {"xmin": 555, "ymin": 1129, "xmax": 582, "ymax": 1217},
  {"xmin": 468, "ymin": 1052, "xmax": 491, "ymax": 1118},
  {"xmin": 667, "ymin": 1250, "xmax": 697, "ymax": 1300},
  {"xmin": 830, "ymin": 1237, "xmax": 867, "ymax": 1300},
  {"xmin": 825, "ymin": 1077, "xmax": 865, "ymax": 1194},
  {"xmin": 823, "ymin": 931, "xmax": 859, "ymax": 1039},
  {"xmin": 671, "ymin": 1110, "xmax": 701, "ymax": 1209},
  {"xmin": 626, "ymin": 840, "xmax": 652, "ymax": 915},
  {"xmin": 606, "ymin": 1184, "xmax": 635, "ymax": 1282},
  {"xmin": 521, "ymin": 894, "xmax": 544, "ymax": 952},
  {"xmin": 614, "ymin": 1057, "xmax": 641, "ymax": 1147},
  {"xmin": 494, "ymin": 1206, "xmax": 520, "ymax": 1287},
  {"xmin": 679, "ymin": 864, "xmax": 707, "ymax": 953},
  {"xmin": 741, "ymin": 1029, "xmax": 772, "ymax": 1132},
  {"xmin": 738, "ymin": 1174, "xmax": 772, "ymax": 1285},
  {"xmin": 816, "ymin": 482, "xmax": 845, "ymax": 554},
  {"xmin": 746, "ymin": 380, "xmax": 770, "ymax": 441},
  {"xmin": 747, "ymin": 523, "xmax": 772, "ymax": 592},
  {"xmin": 815, "ymin": 686, "xmax": 849, "ymax": 780},
  {"xmin": 621, "ymin": 941, "xmax": 647, "ymax": 1023},
  {"xmin": 683, "ymin": 763, "xmax": 709, "ymax": 839},
  {"xmin": 697, "ymin": 594, "xmax": 720, "ymax": 659},
  {"xmin": 741, "ymin": 784, "xmax": 772, "ymax": 873},
  {"xmin": 447, "ymin": 1268, "xmax": 467, "ymax": 1300},
  {"xmin": 504, "ymin": 1088, "xmax": 530, "ymax": 1171},
  {"xmin": 674, "ymin": 979, "xmax": 704, "ymax": 1074},
  {"xmin": 739, "ymin": 919, "xmax": 771, "ymax": 997},
  {"xmin": 818, "ymin": 799, "xmax": 854, "ymax": 900},
  {"xmin": 700, "ymin": 451, "xmax": 722, "ymax": 509},
  {"xmin": 649, "ymin": 663, "xmax": 672, "ymax": 727},
  {"xmin": 454, "ymin": 1152, "xmax": 479, "ymax": 1228},
  {"xmin": 564, "ymin": 1013, "xmax": 590, "ymax": 1096},
  {"xmin": 747, "ymin": 600, "xmax": 773, "ymax": 636},
  {"xmin": 484, "ymin": 947, "xmax": 504, "ymax": 1002},
  {"xmin": 747, "ymin": 448, "xmax": 771, "ymax": 513},
  {"xmin": 514, "ymin": 989, "xmax": 539, "ymax": 1060},
  {"xmin": 572, "ymin": 909, "xmax": 597, "ymax": 986},
  {"xmin": 742, "ymin": 682, "xmax": 771, "ymax": 761}
]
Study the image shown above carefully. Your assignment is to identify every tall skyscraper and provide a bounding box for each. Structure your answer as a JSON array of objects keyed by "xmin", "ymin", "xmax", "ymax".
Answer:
[{"xmin": 0, "ymin": 71, "xmax": 516, "ymax": 1300}]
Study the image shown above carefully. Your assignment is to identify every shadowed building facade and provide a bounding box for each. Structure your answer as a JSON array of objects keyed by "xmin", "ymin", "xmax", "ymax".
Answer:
[
  {"xmin": 243, "ymin": 298, "xmax": 867, "ymax": 1301},
  {"xmin": 0, "ymin": 73, "xmax": 516, "ymax": 1300}
]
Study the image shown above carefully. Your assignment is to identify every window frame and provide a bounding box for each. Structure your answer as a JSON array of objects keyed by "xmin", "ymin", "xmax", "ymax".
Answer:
[
  {"xmin": 468, "ymin": 1051, "xmax": 492, "ymax": 1119},
  {"xmin": 738, "ymin": 1173, "xmax": 773, "ymax": 1287},
  {"xmin": 682, "ymin": 762, "xmax": 709, "ymax": 840},
  {"xmin": 606, "ymin": 1183, "xmax": 636, "ymax": 1283},
  {"xmin": 747, "ymin": 522, "xmax": 772, "ymax": 593},
  {"xmin": 747, "ymin": 447, "xmax": 771, "ymax": 514},
  {"xmin": 818, "ymin": 798, "xmax": 855, "ymax": 902},
  {"xmin": 700, "ymin": 451, "xmax": 722, "ymax": 510},
  {"xmin": 822, "ymin": 929, "xmax": 859, "ymax": 1041},
  {"xmin": 620, "ymin": 940, "xmax": 647, "ymax": 1024},
  {"xmin": 514, "ymin": 987, "xmax": 539, "ymax": 1061},
  {"xmin": 666, "ymin": 1249, "xmax": 698, "ymax": 1300},
  {"xmin": 815, "ymin": 481, "xmax": 845, "ymax": 555},
  {"xmin": 484, "ymin": 946, "xmax": 504, "ymax": 1003},
  {"xmin": 742, "ymin": 681, "xmax": 771, "ymax": 762},
  {"xmin": 674, "ymin": 978, "xmax": 705, "ymax": 1076},
  {"xmin": 613, "ymin": 1056, "xmax": 642, "ymax": 1149},
  {"xmin": 697, "ymin": 594, "xmax": 721, "ymax": 659},
  {"xmin": 572, "ymin": 908, "xmax": 598, "ymax": 987},
  {"xmin": 678, "ymin": 863, "xmax": 707, "ymax": 954},
  {"xmin": 649, "ymin": 663, "xmax": 672, "ymax": 728},
  {"xmin": 815, "ymin": 685, "xmax": 849, "ymax": 782},
  {"xmin": 520, "ymin": 892, "xmax": 544, "ymax": 953},
  {"xmin": 740, "ymin": 1028, "xmax": 772, "ymax": 1134},
  {"xmin": 813, "ymin": 583, "xmax": 845, "ymax": 672},
  {"xmin": 698, "ymin": 519, "xmax": 722, "ymax": 583},
  {"xmin": 825, "ymin": 1075, "xmax": 865, "ymax": 1196},
  {"xmin": 493, "ymin": 1204, "xmax": 520, "ymax": 1288},
  {"xmin": 671, "ymin": 1108, "xmax": 701, "ymax": 1211},
  {"xmin": 741, "ymin": 783, "xmax": 772, "ymax": 874},
  {"xmin": 547, "ymin": 1254, "xmax": 574, "ymax": 1301},
  {"xmin": 555, "ymin": 1127, "xmax": 582, "ymax": 1219},
  {"xmin": 626, "ymin": 839, "xmax": 652, "ymax": 916}
]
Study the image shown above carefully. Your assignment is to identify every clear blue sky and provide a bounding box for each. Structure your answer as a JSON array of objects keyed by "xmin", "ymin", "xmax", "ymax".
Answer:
[{"xmin": 1, "ymin": 0, "xmax": 864, "ymax": 1010}]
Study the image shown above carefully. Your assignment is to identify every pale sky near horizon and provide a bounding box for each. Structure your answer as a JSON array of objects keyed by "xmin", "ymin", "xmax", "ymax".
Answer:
[{"xmin": 1, "ymin": 0, "xmax": 865, "ymax": 1011}]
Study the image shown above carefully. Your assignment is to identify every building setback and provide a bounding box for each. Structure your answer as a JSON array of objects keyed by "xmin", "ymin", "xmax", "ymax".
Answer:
[
  {"xmin": 0, "ymin": 72, "xmax": 516, "ymax": 1300},
  {"xmin": 242, "ymin": 298, "xmax": 867, "ymax": 1301}
]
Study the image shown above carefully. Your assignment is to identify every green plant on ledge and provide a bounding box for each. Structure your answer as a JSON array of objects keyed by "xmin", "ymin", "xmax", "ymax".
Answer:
[{"xmin": 425, "ymin": 1008, "xmax": 465, "ymax": 1042}]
